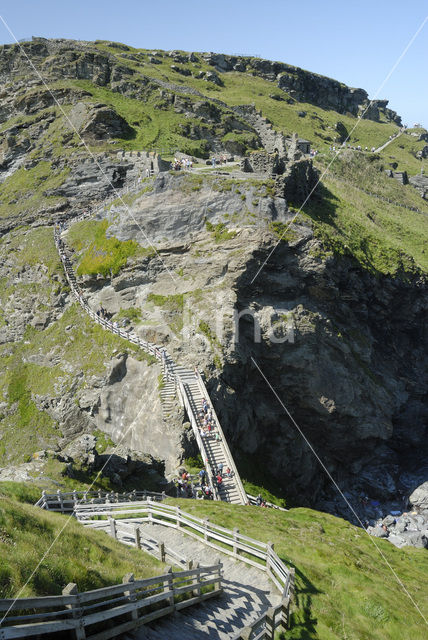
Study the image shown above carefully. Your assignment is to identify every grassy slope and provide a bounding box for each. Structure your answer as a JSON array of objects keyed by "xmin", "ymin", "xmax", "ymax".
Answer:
[
  {"xmin": 169, "ymin": 499, "xmax": 428, "ymax": 640},
  {"xmin": 0, "ymin": 483, "xmax": 163, "ymax": 598},
  {"xmin": 0, "ymin": 224, "xmax": 158, "ymax": 465},
  {"xmin": 0, "ymin": 161, "xmax": 69, "ymax": 219}
]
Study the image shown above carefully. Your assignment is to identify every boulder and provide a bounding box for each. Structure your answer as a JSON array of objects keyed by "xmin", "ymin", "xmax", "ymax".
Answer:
[
  {"xmin": 409, "ymin": 481, "xmax": 428, "ymax": 510},
  {"xmin": 69, "ymin": 102, "xmax": 133, "ymax": 141},
  {"xmin": 398, "ymin": 530, "xmax": 427, "ymax": 548},
  {"xmin": 205, "ymin": 71, "xmax": 223, "ymax": 86},
  {"xmin": 62, "ymin": 434, "xmax": 98, "ymax": 467}
]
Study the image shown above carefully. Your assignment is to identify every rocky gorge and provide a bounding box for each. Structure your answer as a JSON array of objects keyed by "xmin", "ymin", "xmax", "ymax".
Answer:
[{"xmin": 0, "ymin": 38, "xmax": 427, "ymax": 550}]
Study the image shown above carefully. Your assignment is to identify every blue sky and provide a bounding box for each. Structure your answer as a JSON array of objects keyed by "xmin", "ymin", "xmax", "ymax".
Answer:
[{"xmin": 1, "ymin": 0, "xmax": 427, "ymax": 126}]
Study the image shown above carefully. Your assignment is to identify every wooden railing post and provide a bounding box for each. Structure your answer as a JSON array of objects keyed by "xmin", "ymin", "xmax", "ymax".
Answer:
[
  {"xmin": 289, "ymin": 567, "xmax": 295, "ymax": 599},
  {"xmin": 159, "ymin": 541, "xmax": 166, "ymax": 562},
  {"xmin": 122, "ymin": 573, "xmax": 138, "ymax": 623},
  {"xmin": 214, "ymin": 559, "xmax": 222, "ymax": 592},
  {"xmin": 163, "ymin": 566, "xmax": 174, "ymax": 607},
  {"xmin": 41, "ymin": 490, "xmax": 47, "ymax": 509},
  {"xmin": 233, "ymin": 528, "xmax": 239, "ymax": 558},
  {"xmin": 63, "ymin": 583, "xmax": 86, "ymax": 640},
  {"xmin": 191, "ymin": 561, "xmax": 201, "ymax": 598},
  {"xmin": 109, "ymin": 518, "xmax": 117, "ymax": 540},
  {"xmin": 266, "ymin": 541, "xmax": 274, "ymax": 576},
  {"xmin": 176, "ymin": 506, "xmax": 181, "ymax": 528},
  {"xmin": 57, "ymin": 489, "xmax": 64, "ymax": 513},
  {"xmin": 134, "ymin": 525, "xmax": 141, "ymax": 550}
]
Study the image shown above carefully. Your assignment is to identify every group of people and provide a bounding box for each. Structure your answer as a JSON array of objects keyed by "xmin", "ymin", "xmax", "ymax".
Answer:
[
  {"xmin": 329, "ymin": 144, "xmax": 376, "ymax": 153},
  {"xmin": 173, "ymin": 157, "xmax": 193, "ymax": 171},
  {"xmin": 96, "ymin": 306, "xmax": 110, "ymax": 320},
  {"xmin": 255, "ymin": 494, "xmax": 268, "ymax": 508},
  {"xmin": 214, "ymin": 461, "xmax": 232, "ymax": 487},
  {"xmin": 199, "ymin": 398, "xmax": 220, "ymax": 441},
  {"xmin": 175, "ymin": 468, "xmax": 215, "ymax": 500},
  {"xmin": 211, "ymin": 155, "xmax": 228, "ymax": 167}
]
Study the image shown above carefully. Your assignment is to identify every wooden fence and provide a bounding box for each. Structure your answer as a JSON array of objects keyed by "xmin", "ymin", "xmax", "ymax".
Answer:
[
  {"xmin": 74, "ymin": 500, "xmax": 293, "ymax": 600},
  {"xmin": 35, "ymin": 489, "xmax": 168, "ymax": 513},
  {"xmin": 232, "ymin": 592, "xmax": 293, "ymax": 640},
  {"xmin": 0, "ymin": 565, "xmax": 222, "ymax": 639}
]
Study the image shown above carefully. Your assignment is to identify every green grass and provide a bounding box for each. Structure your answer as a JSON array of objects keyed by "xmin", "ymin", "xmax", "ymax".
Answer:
[
  {"xmin": 316, "ymin": 151, "xmax": 428, "ymax": 214},
  {"xmin": 205, "ymin": 220, "xmax": 237, "ymax": 242},
  {"xmin": 0, "ymin": 302, "xmax": 153, "ymax": 465},
  {"xmin": 114, "ymin": 306, "xmax": 143, "ymax": 324},
  {"xmin": 198, "ymin": 321, "xmax": 222, "ymax": 369},
  {"xmin": 302, "ymin": 176, "xmax": 428, "ymax": 276},
  {"xmin": 6, "ymin": 227, "xmax": 63, "ymax": 276},
  {"xmin": 269, "ymin": 221, "xmax": 299, "ymax": 243},
  {"xmin": 147, "ymin": 292, "xmax": 185, "ymax": 334},
  {"xmin": 165, "ymin": 499, "xmax": 428, "ymax": 640},
  {"xmin": 0, "ymin": 485, "xmax": 163, "ymax": 598},
  {"xmin": 67, "ymin": 219, "xmax": 140, "ymax": 277},
  {"xmin": 379, "ymin": 132, "xmax": 427, "ymax": 174},
  {"xmin": 0, "ymin": 161, "xmax": 69, "ymax": 218},
  {"xmin": 147, "ymin": 292, "xmax": 185, "ymax": 313}
]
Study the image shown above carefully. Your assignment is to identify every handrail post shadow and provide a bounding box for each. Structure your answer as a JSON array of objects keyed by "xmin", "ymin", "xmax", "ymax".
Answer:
[
  {"xmin": 266, "ymin": 606, "xmax": 276, "ymax": 639},
  {"xmin": 62, "ymin": 582, "xmax": 86, "ymax": 640},
  {"xmin": 280, "ymin": 594, "xmax": 291, "ymax": 631}
]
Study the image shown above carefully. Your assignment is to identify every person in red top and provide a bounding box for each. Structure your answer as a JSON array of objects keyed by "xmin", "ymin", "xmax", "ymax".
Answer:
[{"xmin": 216, "ymin": 474, "xmax": 223, "ymax": 486}]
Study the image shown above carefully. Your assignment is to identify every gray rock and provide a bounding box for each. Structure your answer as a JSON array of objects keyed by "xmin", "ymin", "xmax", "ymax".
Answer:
[
  {"xmin": 409, "ymin": 481, "xmax": 428, "ymax": 510},
  {"xmin": 205, "ymin": 71, "xmax": 223, "ymax": 86},
  {"xmin": 398, "ymin": 530, "xmax": 427, "ymax": 548},
  {"xmin": 368, "ymin": 526, "xmax": 388, "ymax": 538}
]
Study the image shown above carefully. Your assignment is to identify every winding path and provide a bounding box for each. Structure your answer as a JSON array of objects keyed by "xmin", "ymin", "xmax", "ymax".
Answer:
[{"xmin": 373, "ymin": 128, "xmax": 405, "ymax": 153}]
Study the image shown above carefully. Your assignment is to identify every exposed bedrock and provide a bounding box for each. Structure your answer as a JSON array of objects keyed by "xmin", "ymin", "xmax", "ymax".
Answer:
[{"xmin": 206, "ymin": 239, "xmax": 428, "ymax": 508}]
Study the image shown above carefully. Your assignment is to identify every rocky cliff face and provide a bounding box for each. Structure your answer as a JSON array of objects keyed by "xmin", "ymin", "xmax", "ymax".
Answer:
[
  {"xmin": 0, "ymin": 38, "xmax": 426, "ymax": 513},
  {"xmin": 67, "ymin": 176, "xmax": 426, "ymax": 516},
  {"xmin": 200, "ymin": 52, "xmax": 401, "ymax": 124}
]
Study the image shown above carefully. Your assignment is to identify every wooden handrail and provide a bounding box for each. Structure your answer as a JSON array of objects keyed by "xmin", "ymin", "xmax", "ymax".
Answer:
[
  {"xmin": 195, "ymin": 372, "xmax": 248, "ymax": 504},
  {"xmin": 0, "ymin": 564, "xmax": 223, "ymax": 638},
  {"xmin": 73, "ymin": 500, "xmax": 291, "ymax": 601}
]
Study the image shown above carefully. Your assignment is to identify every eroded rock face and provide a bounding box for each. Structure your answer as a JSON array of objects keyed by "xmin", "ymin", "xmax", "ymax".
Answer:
[
  {"xmin": 81, "ymin": 179, "xmax": 427, "ymax": 511},
  {"xmin": 69, "ymin": 102, "xmax": 134, "ymax": 141},
  {"xmin": 93, "ymin": 355, "xmax": 183, "ymax": 473}
]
